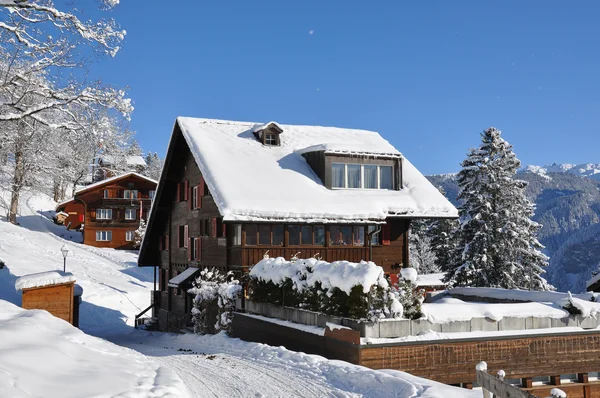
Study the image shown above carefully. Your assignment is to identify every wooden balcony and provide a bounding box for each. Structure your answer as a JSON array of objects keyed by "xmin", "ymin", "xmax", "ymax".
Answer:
[
  {"xmin": 100, "ymin": 198, "xmax": 152, "ymax": 207},
  {"xmin": 234, "ymin": 246, "xmax": 370, "ymax": 269}
]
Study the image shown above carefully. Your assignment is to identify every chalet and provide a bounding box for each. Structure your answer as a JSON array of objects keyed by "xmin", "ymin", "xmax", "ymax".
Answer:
[
  {"xmin": 138, "ymin": 117, "xmax": 458, "ymax": 332},
  {"xmin": 56, "ymin": 172, "xmax": 157, "ymax": 249}
]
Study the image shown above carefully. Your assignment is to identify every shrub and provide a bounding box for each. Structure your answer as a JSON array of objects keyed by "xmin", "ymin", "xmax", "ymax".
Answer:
[{"xmin": 189, "ymin": 268, "xmax": 241, "ymax": 334}]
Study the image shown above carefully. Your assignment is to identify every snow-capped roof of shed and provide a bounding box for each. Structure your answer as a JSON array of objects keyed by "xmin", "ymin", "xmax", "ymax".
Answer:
[
  {"xmin": 172, "ymin": 117, "xmax": 457, "ymax": 222},
  {"xmin": 15, "ymin": 271, "xmax": 76, "ymax": 291}
]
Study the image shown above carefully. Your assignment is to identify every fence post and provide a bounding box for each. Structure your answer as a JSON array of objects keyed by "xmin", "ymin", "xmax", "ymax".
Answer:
[{"xmin": 476, "ymin": 361, "xmax": 492, "ymax": 398}]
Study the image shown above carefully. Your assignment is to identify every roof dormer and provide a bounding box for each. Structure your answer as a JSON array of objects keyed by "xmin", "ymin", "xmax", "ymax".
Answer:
[{"xmin": 250, "ymin": 121, "xmax": 283, "ymax": 146}]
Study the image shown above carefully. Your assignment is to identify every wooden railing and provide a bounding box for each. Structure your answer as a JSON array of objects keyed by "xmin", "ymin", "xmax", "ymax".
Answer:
[{"xmin": 239, "ymin": 246, "xmax": 370, "ymax": 267}]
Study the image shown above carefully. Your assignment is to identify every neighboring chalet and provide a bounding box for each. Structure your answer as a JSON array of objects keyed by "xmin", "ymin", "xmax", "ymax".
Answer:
[
  {"xmin": 138, "ymin": 117, "xmax": 458, "ymax": 331},
  {"xmin": 56, "ymin": 172, "xmax": 157, "ymax": 249}
]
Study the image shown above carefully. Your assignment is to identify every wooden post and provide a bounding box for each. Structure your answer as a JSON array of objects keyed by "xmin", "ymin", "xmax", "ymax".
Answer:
[
  {"xmin": 476, "ymin": 362, "xmax": 537, "ymax": 398},
  {"xmin": 578, "ymin": 373, "xmax": 590, "ymax": 398},
  {"xmin": 521, "ymin": 377, "xmax": 533, "ymax": 389},
  {"xmin": 550, "ymin": 375, "xmax": 561, "ymax": 386}
]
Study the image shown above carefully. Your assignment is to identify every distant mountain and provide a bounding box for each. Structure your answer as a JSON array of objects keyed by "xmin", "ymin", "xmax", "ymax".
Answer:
[
  {"xmin": 520, "ymin": 163, "xmax": 600, "ymax": 181},
  {"xmin": 427, "ymin": 167, "xmax": 600, "ymax": 293}
]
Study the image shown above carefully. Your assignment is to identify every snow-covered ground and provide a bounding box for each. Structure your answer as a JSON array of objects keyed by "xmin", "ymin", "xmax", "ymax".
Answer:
[{"xmin": 0, "ymin": 189, "xmax": 476, "ymax": 397}]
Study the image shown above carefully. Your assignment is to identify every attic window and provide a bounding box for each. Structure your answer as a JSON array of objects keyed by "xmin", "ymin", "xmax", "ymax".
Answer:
[
  {"xmin": 265, "ymin": 133, "xmax": 277, "ymax": 146},
  {"xmin": 252, "ymin": 122, "xmax": 283, "ymax": 146}
]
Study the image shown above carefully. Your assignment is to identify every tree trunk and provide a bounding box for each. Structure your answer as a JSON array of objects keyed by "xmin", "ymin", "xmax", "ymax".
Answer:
[
  {"xmin": 9, "ymin": 150, "xmax": 24, "ymax": 224},
  {"xmin": 53, "ymin": 178, "xmax": 61, "ymax": 202}
]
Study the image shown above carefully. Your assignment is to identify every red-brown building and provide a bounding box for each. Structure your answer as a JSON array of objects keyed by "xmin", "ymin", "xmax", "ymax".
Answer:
[
  {"xmin": 56, "ymin": 172, "xmax": 157, "ymax": 249},
  {"xmin": 138, "ymin": 118, "xmax": 458, "ymax": 332}
]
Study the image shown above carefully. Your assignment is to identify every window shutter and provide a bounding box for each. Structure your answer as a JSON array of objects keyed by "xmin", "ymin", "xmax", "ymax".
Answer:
[
  {"xmin": 184, "ymin": 225, "xmax": 189, "ymax": 246},
  {"xmin": 184, "ymin": 180, "xmax": 189, "ymax": 201},
  {"xmin": 382, "ymin": 223, "xmax": 391, "ymax": 245},
  {"xmin": 189, "ymin": 187, "xmax": 193, "ymax": 210},
  {"xmin": 211, "ymin": 218, "xmax": 217, "ymax": 238},
  {"xmin": 176, "ymin": 183, "xmax": 181, "ymax": 202},
  {"xmin": 196, "ymin": 238, "xmax": 201, "ymax": 261},
  {"xmin": 165, "ymin": 234, "xmax": 169, "ymax": 251},
  {"xmin": 79, "ymin": 214, "xmax": 84, "ymax": 223},
  {"xmin": 222, "ymin": 222, "xmax": 226, "ymax": 238},
  {"xmin": 159, "ymin": 236, "xmax": 163, "ymax": 251},
  {"xmin": 187, "ymin": 238, "xmax": 191, "ymax": 261}
]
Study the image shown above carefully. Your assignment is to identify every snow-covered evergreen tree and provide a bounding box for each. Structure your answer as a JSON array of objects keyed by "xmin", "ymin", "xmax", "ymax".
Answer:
[
  {"xmin": 409, "ymin": 220, "xmax": 440, "ymax": 274},
  {"xmin": 428, "ymin": 188, "xmax": 459, "ymax": 272},
  {"xmin": 133, "ymin": 218, "xmax": 147, "ymax": 249},
  {"xmin": 445, "ymin": 128, "xmax": 551, "ymax": 290},
  {"xmin": 144, "ymin": 152, "xmax": 164, "ymax": 181}
]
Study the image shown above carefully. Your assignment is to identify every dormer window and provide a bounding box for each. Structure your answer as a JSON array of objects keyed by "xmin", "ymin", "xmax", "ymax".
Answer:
[
  {"xmin": 251, "ymin": 121, "xmax": 283, "ymax": 146},
  {"xmin": 265, "ymin": 133, "xmax": 278, "ymax": 146},
  {"xmin": 331, "ymin": 163, "xmax": 394, "ymax": 190}
]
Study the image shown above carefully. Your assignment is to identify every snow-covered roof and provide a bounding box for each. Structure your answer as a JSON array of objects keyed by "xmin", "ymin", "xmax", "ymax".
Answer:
[
  {"xmin": 56, "ymin": 211, "xmax": 69, "ymax": 217},
  {"xmin": 100, "ymin": 155, "xmax": 147, "ymax": 167},
  {"xmin": 587, "ymin": 273, "xmax": 600, "ymax": 290},
  {"xmin": 15, "ymin": 271, "xmax": 76, "ymax": 291},
  {"xmin": 168, "ymin": 267, "xmax": 199, "ymax": 288},
  {"xmin": 74, "ymin": 172, "xmax": 157, "ymax": 195},
  {"xmin": 176, "ymin": 117, "xmax": 458, "ymax": 222},
  {"xmin": 248, "ymin": 121, "xmax": 283, "ymax": 134}
]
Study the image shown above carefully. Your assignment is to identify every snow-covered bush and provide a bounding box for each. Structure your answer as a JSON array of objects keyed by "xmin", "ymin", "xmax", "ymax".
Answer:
[
  {"xmin": 188, "ymin": 268, "xmax": 242, "ymax": 335},
  {"xmin": 248, "ymin": 258, "xmax": 402, "ymax": 321},
  {"xmin": 393, "ymin": 277, "xmax": 424, "ymax": 320},
  {"xmin": 133, "ymin": 218, "xmax": 146, "ymax": 249}
]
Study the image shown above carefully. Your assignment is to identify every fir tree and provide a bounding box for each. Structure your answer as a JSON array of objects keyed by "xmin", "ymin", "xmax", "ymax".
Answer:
[
  {"xmin": 445, "ymin": 127, "xmax": 551, "ymax": 291},
  {"xmin": 428, "ymin": 187, "xmax": 459, "ymax": 272},
  {"xmin": 409, "ymin": 219, "xmax": 440, "ymax": 274},
  {"xmin": 133, "ymin": 218, "xmax": 147, "ymax": 249}
]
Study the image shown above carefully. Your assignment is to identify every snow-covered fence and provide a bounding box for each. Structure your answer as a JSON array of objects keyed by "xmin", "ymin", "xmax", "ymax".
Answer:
[{"xmin": 476, "ymin": 361, "xmax": 537, "ymax": 398}]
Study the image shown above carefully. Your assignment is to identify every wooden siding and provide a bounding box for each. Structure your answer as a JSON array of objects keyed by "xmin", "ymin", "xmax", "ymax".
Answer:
[
  {"xmin": 57, "ymin": 201, "xmax": 85, "ymax": 230},
  {"xmin": 21, "ymin": 283, "xmax": 74, "ymax": 324},
  {"xmin": 360, "ymin": 332, "xmax": 600, "ymax": 385},
  {"xmin": 371, "ymin": 218, "xmax": 409, "ymax": 273}
]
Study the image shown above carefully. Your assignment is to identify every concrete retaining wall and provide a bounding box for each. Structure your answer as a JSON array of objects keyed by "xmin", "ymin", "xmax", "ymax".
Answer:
[{"xmin": 242, "ymin": 300, "xmax": 600, "ymax": 339}]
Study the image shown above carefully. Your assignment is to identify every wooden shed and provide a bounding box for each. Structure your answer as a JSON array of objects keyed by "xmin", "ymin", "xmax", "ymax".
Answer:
[{"xmin": 15, "ymin": 271, "xmax": 79, "ymax": 326}]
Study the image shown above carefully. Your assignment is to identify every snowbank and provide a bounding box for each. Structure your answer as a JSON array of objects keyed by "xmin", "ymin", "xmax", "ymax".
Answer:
[
  {"xmin": 15, "ymin": 270, "xmax": 76, "ymax": 290},
  {"xmin": 250, "ymin": 257, "xmax": 389, "ymax": 295},
  {"xmin": 0, "ymin": 300, "xmax": 187, "ymax": 397}
]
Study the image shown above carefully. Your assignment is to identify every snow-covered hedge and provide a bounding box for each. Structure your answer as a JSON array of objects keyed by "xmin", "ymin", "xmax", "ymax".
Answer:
[
  {"xmin": 249, "ymin": 258, "xmax": 403, "ymax": 321},
  {"xmin": 188, "ymin": 268, "xmax": 242, "ymax": 334}
]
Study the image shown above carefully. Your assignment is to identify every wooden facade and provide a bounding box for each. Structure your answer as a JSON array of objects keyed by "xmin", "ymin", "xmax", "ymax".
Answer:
[
  {"xmin": 56, "ymin": 199, "xmax": 85, "ymax": 230},
  {"xmin": 57, "ymin": 173, "xmax": 157, "ymax": 250},
  {"xmin": 21, "ymin": 282, "xmax": 75, "ymax": 324}
]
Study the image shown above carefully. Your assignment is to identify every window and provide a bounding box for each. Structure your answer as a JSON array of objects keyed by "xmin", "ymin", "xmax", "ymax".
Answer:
[
  {"xmin": 347, "ymin": 165, "xmax": 361, "ymax": 188},
  {"xmin": 331, "ymin": 163, "xmax": 394, "ymax": 190},
  {"xmin": 232, "ymin": 224, "xmax": 242, "ymax": 246},
  {"xmin": 191, "ymin": 186, "xmax": 198, "ymax": 209},
  {"xmin": 265, "ymin": 133, "xmax": 277, "ymax": 146},
  {"xmin": 96, "ymin": 209, "xmax": 112, "ymax": 220},
  {"xmin": 364, "ymin": 165, "xmax": 378, "ymax": 189},
  {"xmin": 179, "ymin": 225, "xmax": 188, "ymax": 248},
  {"xmin": 330, "ymin": 225, "xmax": 352, "ymax": 246},
  {"xmin": 149, "ymin": 190, "xmax": 156, "ymax": 200},
  {"xmin": 190, "ymin": 237, "xmax": 196, "ymax": 260},
  {"xmin": 314, "ymin": 225, "xmax": 325, "ymax": 246},
  {"xmin": 288, "ymin": 225, "xmax": 300, "ymax": 246},
  {"xmin": 367, "ymin": 225, "xmax": 381, "ymax": 245},
  {"xmin": 353, "ymin": 226, "xmax": 365, "ymax": 246},
  {"xmin": 125, "ymin": 208, "xmax": 136, "ymax": 220},
  {"xmin": 124, "ymin": 190, "xmax": 138, "ymax": 199},
  {"xmin": 259, "ymin": 225, "xmax": 271, "ymax": 245},
  {"xmin": 301, "ymin": 225, "xmax": 313, "ymax": 245},
  {"xmin": 380, "ymin": 166, "xmax": 393, "ymax": 190},
  {"xmin": 332, "ymin": 163, "xmax": 345, "ymax": 188},
  {"xmin": 273, "ymin": 225, "xmax": 284, "ymax": 246},
  {"xmin": 103, "ymin": 189, "xmax": 110, "ymax": 199},
  {"xmin": 245, "ymin": 224, "xmax": 257, "ymax": 246},
  {"xmin": 125, "ymin": 231, "xmax": 135, "ymax": 241},
  {"xmin": 96, "ymin": 230, "xmax": 112, "ymax": 241}
]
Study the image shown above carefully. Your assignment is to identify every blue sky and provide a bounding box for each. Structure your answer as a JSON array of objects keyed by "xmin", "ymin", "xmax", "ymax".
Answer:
[{"xmin": 91, "ymin": 1, "xmax": 600, "ymax": 175}]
